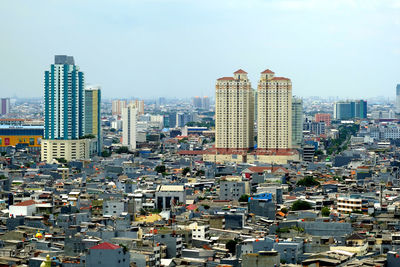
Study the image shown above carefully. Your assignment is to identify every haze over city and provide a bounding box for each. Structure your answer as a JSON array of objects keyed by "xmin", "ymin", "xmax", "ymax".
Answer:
[{"xmin": 0, "ymin": 0, "xmax": 399, "ymax": 99}]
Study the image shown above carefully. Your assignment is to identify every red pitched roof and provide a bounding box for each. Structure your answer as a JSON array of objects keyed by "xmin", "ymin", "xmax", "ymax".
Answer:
[
  {"xmin": 90, "ymin": 242, "xmax": 120, "ymax": 250},
  {"xmin": 14, "ymin": 200, "xmax": 36, "ymax": 206},
  {"xmin": 261, "ymin": 69, "xmax": 275, "ymax": 74},
  {"xmin": 217, "ymin": 77, "xmax": 234, "ymax": 81},
  {"xmin": 244, "ymin": 166, "xmax": 289, "ymax": 174},
  {"xmin": 234, "ymin": 69, "xmax": 247, "ymax": 74}
]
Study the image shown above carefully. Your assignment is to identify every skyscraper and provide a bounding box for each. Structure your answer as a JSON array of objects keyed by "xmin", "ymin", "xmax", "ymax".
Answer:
[
  {"xmin": 396, "ymin": 84, "xmax": 400, "ymax": 114},
  {"xmin": 44, "ymin": 55, "xmax": 84, "ymax": 140},
  {"xmin": 85, "ymin": 86, "xmax": 102, "ymax": 155},
  {"xmin": 315, "ymin": 113, "xmax": 331, "ymax": 126},
  {"xmin": 0, "ymin": 98, "xmax": 10, "ymax": 115},
  {"xmin": 193, "ymin": 96, "xmax": 202, "ymax": 108},
  {"xmin": 135, "ymin": 100, "xmax": 145, "ymax": 115},
  {"xmin": 257, "ymin": 69, "xmax": 292, "ymax": 150},
  {"xmin": 122, "ymin": 103, "xmax": 137, "ymax": 151},
  {"xmin": 215, "ymin": 69, "xmax": 254, "ymax": 151},
  {"xmin": 42, "ymin": 55, "xmax": 92, "ymax": 163},
  {"xmin": 292, "ymin": 97, "xmax": 303, "ymax": 148},
  {"xmin": 202, "ymin": 96, "xmax": 210, "ymax": 110}
]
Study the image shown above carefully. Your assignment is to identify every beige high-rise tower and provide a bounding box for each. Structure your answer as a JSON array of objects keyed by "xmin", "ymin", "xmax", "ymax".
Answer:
[
  {"xmin": 215, "ymin": 69, "xmax": 254, "ymax": 152},
  {"xmin": 257, "ymin": 69, "xmax": 292, "ymax": 150}
]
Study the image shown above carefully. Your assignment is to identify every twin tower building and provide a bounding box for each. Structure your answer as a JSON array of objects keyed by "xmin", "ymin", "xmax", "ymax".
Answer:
[{"xmin": 208, "ymin": 69, "xmax": 299, "ymax": 164}]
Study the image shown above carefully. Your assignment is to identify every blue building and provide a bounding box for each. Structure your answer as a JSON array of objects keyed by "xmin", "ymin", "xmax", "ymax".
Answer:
[{"xmin": 334, "ymin": 100, "xmax": 367, "ymax": 120}]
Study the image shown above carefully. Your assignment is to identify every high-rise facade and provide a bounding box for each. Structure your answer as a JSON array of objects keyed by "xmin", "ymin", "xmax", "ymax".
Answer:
[
  {"xmin": 112, "ymin": 100, "xmax": 127, "ymax": 115},
  {"xmin": 85, "ymin": 86, "xmax": 102, "ymax": 155},
  {"xmin": 0, "ymin": 98, "xmax": 10, "ymax": 115},
  {"xmin": 202, "ymin": 96, "xmax": 210, "ymax": 110},
  {"xmin": 44, "ymin": 55, "xmax": 84, "ymax": 140},
  {"xmin": 193, "ymin": 96, "xmax": 202, "ymax": 108},
  {"xmin": 215, "ymin": 69, "xmax": 254, "ymax": 151},
  {"xmin": 396, "ymin": 84, "xmax": 400, "ymax": 114},
  {"xmin": 292, "ymin": 97, "xmax": 303, "ymax": 148},
  {"xmin": 135, "ymin": 100, "xmax": 145, "ymax": 115},
  {"xmin": 122, "ymin": 103, "xmax": 137, "ymax": 151},
  {"xmin": 315, "ymin": 113, "xmax": 331, "ymax": 126},
  {"xmin": 334, "ymin": 100, "xmax": 367, "ymax": 120},
  {"xmin": 42, "ymin": 55, "xmax": 94, "ymax": 163},
  {"xmin": 257, "ymin": 69, "xmax": 292, "ymax": 150}
]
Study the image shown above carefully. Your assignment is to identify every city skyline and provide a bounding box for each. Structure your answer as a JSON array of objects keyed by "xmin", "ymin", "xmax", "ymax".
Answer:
[{"xmin": 0, "ymin": 0, "xmax": 399, "ymax": 99}]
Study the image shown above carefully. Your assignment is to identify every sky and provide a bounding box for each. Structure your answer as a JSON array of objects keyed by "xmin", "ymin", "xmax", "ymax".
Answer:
[{"xmin": 0, "ymin": 0, "xmax": 399, "ymax": 99}]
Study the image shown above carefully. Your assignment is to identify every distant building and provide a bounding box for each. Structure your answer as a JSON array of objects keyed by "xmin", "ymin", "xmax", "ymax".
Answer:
[
  {"xmin": 193, "ymin": 96, "xmax": 202, "ymax": 108},
  {"xmin": 396, "ymin": 84, "xmax": 400, "ymax": 114},
  {"xmin": 86, "ymin": 242, "xmax": 129, "ymax": 267},
  {"xmin": 258, "ymin": 69, "xmax": 292, "ymax": 150},
  {"xmin": 122, "ymin": 103, "xmax": 137, "ymax": 151},
  {"xmin": 41, "ymin": 138, "xmax": 94, "ymax": 163},
  {"xmin": 0, "ymin": 98, "xmax": 10, "ymax": 115},
  {"xmin": 315, "ymin": 113, "xmax": 331, "ymax": 126},
  {"xmin": 112, "ymin": 100, "xmax": 127, "ymax": 116},
  {"xmin": 292, "ymin": 97, "xmax": 303, "ymax": 148},
  {"xmin": 219, "ymin": 176, "xmax": 250, "ymax": 201},
  {"xmin": 215, "ymin": 69, "xmax": 254, "ymax": 151},
  {"xmin": 85, "ymin": 86, "xmax": 102, "ymax": 155},
  {"xmin": 135, "ymin": 99, "xmax": 145, "ymax": 115},
  {"xmin": 202, "ymin": 96, "xmax": 210, "ymax": 110},
  {"xmin": 334, "ymin": 100, "xmax": 367, "ymax": 120},
  {"xmin": 155, "ymin": 185, "xmax": 186, "ymax": 210},
  {"xmin": 241, "ymin": 251, "xmax": 280, "ymax": 267}
]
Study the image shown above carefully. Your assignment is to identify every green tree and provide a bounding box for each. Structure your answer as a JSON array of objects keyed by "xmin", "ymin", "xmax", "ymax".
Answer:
[
  {"xmin": 182, "ymin": 167, "xmax": 191, "ymax": 176},
  {"xmin": 297, "ymin": 176, "xmax": 320, "ymax": 187},
  {"xmin": 291, "ymin": 200, "xmax": 312, "ymax": 211},
  {"xmin": 321, "ymin": 206, "xmax": 330, "ymax": 217},
  {"xmin": 238, "ymin": 194, "xmax": 250, "ymax": 202},
  {"xmin": 56, "ymin": 158, "xmax": 67, "ymax": 164},
  {"xmin": 195, "ymin": 170, "xmax": 205, "ymax": 177},
  {"xmin": 116, "ymin": 146, "xmax": 129, "ymax": 154},
  {"xmin": 226, "ymin": 240, "xmax": 237, "ymax": 254},
  {"xmin": 155, "ymin": 165, "xmax": 166, "ymax": 173},
  {"xmin": 101, "ymin": 150, "xmax": 112, "ymax": 157}
]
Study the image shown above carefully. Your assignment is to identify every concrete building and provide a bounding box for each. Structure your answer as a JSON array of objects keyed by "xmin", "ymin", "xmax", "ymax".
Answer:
[
  {"xmin": 292, "ymin": 97, "xmax": 303, "ymax": 148},
  {"xmin": 0, "ymin": 125, "xmax": 43, "ymax": 152},
  {"xmin": 219, "ymin": 176, "xmax": 250, "ymax": 201},
  {"xmin": 103, "ymin": 200, "xmax": 126, "ymax": 217},
  {"xmin": 257, "ymin": 69, "xmax": 292, "ymax": 150},
  {"xmin": 41, "ymin": 138, "xmax": 93, "ymax": 163},
  {"xmin": 134, "ymin": 99, "xmax": 145, "ymax": 115},
  {"xmin": 0, "ymin": 98, "xmax": 10, "ymax": 115},
  {"xmin": 84, "ymin": 86, "xmax": 102, "ymax": 155},
  {"xmin": 337, "ymin": 195, "xmax": 368, "ymax": 214},
  {"xmin": 202, "ymin": 96, "xmax": 210, "ymax": 110},
  {"xmin": 215, "ymin": 69, "xmax": 254, "ymax": 152},
  {"xmin": 315, "ymin": 113, "xmax": 331, "ymax": 127},
  {"xmin": 122, "ymin": 103, "xmax": 137, "ymax": 151},
  {"xmin": 154, "ymin": 232, "xmax": 183, "ymax": 259},
  {"xmin": 9, "ymin": 200, "xmax": 36, "ymax": 218},
  {"xmin": 112, "ymin": 100, "xmax": 127, "ymax": 115},
  {"xmin": 86, "ymin": 242, "xmax": 129, "ymax": 267},
  {"xmin": 241, "ymin": 251, "xmax": 280, "ymax": 267},
  {"xmin": 193, "ymin": 96, "xmax": 202, "ymax": 108},
  {"xmin": 155, "ymin": 185, "xmax": 186, "ymax": 210}
]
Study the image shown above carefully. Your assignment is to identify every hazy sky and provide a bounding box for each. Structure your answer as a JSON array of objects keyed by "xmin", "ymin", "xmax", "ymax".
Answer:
[{"xmin": 0, "ymin": 0, "xmax": 399, "ymax": 99}]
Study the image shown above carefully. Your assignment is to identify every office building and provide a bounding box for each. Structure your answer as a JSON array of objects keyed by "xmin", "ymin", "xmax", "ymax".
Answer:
[
  {"xmin": 122, "ymin": 103, "xmax": 137, "ymax": 151},
  {"xmin": 0, "ymin": 98, "xmax": 10, "ymax": 115},
  {"xmin": 292, "ymin": 97, "xmax": 303, "ymax": 148},
  {"xmin": 334, "ymin": 100, "xmax": 367, "ymax": 120},
  {"xmin": 112, "ymin": 100, "xmax": 127, "ymax": 116},
  {"xmin": 41, "ymin": 138, "xmax": 93, "ymax": 163},
  {"xmin": 215, "ymin": 69, "xmax": 254, "ymax": 151},
  {"xmin": 44, "ymin": 55, "xmax": 85, "ymax": 140},
  {"xmin": 257, "ymin": 69, "xmax": 292, "ymax": 150},
  {"xmin": 315, "ymin": 113, "xmax": 331, "ymax": 126},
  {"xmin": 85, "ymin": 86, "xmax": 102, "ymax": 155}
]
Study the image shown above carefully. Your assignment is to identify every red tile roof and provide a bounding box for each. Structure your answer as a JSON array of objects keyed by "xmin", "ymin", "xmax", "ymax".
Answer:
[
  {"xmin": 90, "ymin": 242, "xmax": 120, "ymax": 250},
  {"xmin": 244, "ymin": 166, "xmax": 289, "ymax": 174},
  {"xmin": 272, "ymin": 77, "xmax": 290, "ymax": 81},
  {"xmin": 234, "ymin": 69, "xmax": 247, "ymax": 74},
  {"xmin": 261, "ymin": 69, "xmax": 275, "ymax": 74},
  {"xmin": 217, "ymin": 77, "xmax": 234, "ymax": 81},
  {"xmin": 14, "ymin": 200, "xmax": 36, "ymax": 206}
]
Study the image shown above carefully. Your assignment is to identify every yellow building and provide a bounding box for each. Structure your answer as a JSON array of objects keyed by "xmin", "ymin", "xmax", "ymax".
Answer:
[
  {"xmin": 215, "ymin": 69, "xmax": 254, "ymax": 152},
  {"xmin": 257, "ymin": 69, "xmax": 292, "ymax": 150},
  {"xmin": 0, "ymin": 126, "xmax": 43, "ymax": 152},
  {"xmin": 41, "ymin": 139, "xmax": 93, "ymax": 163}
]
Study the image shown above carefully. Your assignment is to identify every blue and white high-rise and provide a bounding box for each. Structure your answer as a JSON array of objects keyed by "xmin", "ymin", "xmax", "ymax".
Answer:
[{"xmin": 44, "ymin": 55, "xmax": 84, "ymax": 140}]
